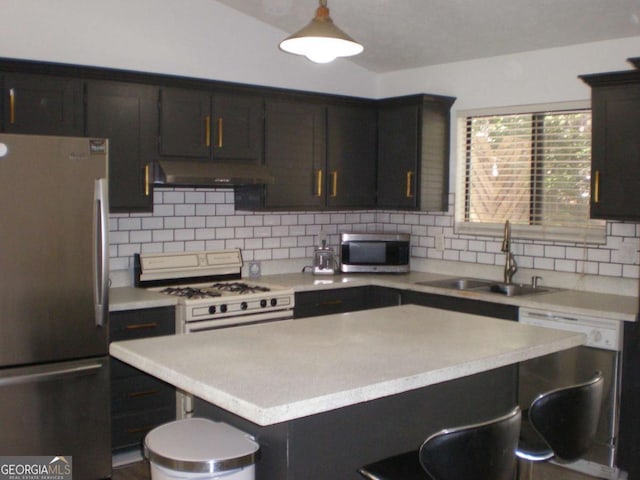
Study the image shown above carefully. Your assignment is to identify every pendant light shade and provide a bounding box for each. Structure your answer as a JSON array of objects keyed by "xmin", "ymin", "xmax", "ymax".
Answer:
[{"xmin": 279, "ymin": 0, "xmax": 363, "ymax": 64}]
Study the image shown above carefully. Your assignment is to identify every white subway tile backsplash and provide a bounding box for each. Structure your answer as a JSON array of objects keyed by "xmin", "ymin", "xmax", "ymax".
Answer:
[
  {"xmin": 477, "ymin": 253, "xmax": 496, "ymax": 265},
  {"xmin": 611, "ymin": 223, "xmax": 637, "ymax": 237},
  {"xmin": 195, "ymin": 204, "xmax": 216, "ymax": 216},
  {"xmin": 533, "ymin": 257, "xmax": 554, "ymax": 270},
  {"xmin": 186, "ymin": 217, "xmax": 206, "ymax": 228},
  {"xmin": 459, "ymin": 251, "xmax": 477, "ymax": 263},
  {"xmin": 555, "ymin": 259, "xmax": 576, "ymax": 273},
  {"xmin": 109, "ymin": 188, "xmax": 639, "ymax": 281},
  {"xmin": 587, "ymin": 248, "xmax": 611, "ymax": 263},
  {"xmin": 175, "ymin": 204, "xmax": 195, "ymax": 216},
  {"xmin": 599, "ymin": 263, "xmax": 622, "ymax": 277},
  {"xmin": 216, "ymin": 204, "xmax": 234, "ymax": 216},
  {"xmin": 544, "ymin": 246, "xmax": 565, "ymax": 259},
  {"xmin": 165, "ymin": 217, "xmax": 185, "ymax": 229}
]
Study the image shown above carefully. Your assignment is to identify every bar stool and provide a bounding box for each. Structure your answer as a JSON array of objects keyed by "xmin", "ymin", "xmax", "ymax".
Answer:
[
  {"xmin": 358, "ymin": 406, "xmax": 521, "ymax": 480},
  {"xmin": 516, "ymin": 371, "xmax": 604, "ymax": 479}
]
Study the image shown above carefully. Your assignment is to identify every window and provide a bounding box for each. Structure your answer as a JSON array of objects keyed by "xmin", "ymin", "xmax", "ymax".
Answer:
[{"xmin": 455, "ymin": 103, "xmax": 605, "ymax": 243}]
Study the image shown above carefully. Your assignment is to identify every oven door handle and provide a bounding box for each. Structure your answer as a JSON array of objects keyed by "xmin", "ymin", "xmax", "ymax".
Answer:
[{"xmin": 523, "ymin": 311, "xmax": 580, "ymax": 323}]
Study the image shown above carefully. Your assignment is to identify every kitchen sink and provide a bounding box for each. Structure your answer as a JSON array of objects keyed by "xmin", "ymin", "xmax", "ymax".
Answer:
[
  {"xmin": 415, "ymin": 277, "xmax": 559, "ymax": 297},
  {"xmin": 416, "ymin": 278, "xmax": 493, "ymax": 290}
]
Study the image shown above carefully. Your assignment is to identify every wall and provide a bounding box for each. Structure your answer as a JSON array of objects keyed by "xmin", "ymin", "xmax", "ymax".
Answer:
[
  {"xmin": 0, "ymin": 0, "xmax": 376, "ymax": 98},
  {"xmin": 110, "ymin": 188, "xmax": 639, "ymax": 295},
  {"xmin": 2, "ymin": 0, "xmax": 639, "ymax": 293}
]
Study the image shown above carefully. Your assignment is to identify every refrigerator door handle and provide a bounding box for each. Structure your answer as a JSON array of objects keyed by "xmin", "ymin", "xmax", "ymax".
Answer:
[
  {"xmin": 0, "ymin": 361, "xmax": 103, "ymax": 387},
  {"xmin": 94, "ymin": 178, "xmax": 109, "ymax": 328}
]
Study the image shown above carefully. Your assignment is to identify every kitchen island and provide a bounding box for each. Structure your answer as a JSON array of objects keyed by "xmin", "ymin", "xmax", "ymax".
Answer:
[{"xmin": 110, "ymin": 304, "xmax": 585, "ymax": 479}]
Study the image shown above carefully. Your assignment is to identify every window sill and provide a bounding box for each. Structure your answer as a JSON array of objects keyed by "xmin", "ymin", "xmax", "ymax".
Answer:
[{"xmin": 454, "ymin": 222, "xmax": 606, "ymax": 245}]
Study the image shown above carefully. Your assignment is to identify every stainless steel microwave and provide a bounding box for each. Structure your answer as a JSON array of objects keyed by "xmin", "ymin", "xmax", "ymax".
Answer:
[{"xmin": 340, "ymin": 233, "xmax": 410, "ymax": 273}]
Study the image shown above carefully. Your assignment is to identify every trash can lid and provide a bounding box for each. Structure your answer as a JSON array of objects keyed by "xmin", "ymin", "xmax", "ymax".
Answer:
[{"xmin": 144, "ymin": 418, "xmax": 259, "ymax": 474}]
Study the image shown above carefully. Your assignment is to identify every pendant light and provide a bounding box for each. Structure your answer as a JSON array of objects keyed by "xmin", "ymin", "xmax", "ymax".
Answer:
[{"xmin": 279, "ymin": 0, "xmax": 364, "ymax": 64}]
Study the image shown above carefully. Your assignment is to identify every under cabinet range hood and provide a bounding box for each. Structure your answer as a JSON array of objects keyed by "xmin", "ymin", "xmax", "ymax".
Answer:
[{"xmin": 152, "ymin": 160, "xmax": 275, "ymax": 187}]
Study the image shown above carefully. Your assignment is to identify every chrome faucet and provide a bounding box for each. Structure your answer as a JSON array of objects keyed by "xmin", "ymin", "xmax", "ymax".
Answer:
[{"xmin": 501, "ymin": 220, "xmax": 518, "ymax": 284}]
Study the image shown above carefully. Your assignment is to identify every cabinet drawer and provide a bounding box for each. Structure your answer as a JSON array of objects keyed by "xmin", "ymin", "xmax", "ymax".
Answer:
[
  {"xmin": 295, "ymin": 287, "xmax": 367, "ymax": 319},
  {"xmin": 111, "ymin": 407, "xmax": 176, "ymax": 450},
  {"xmin": 111, "ymin": 375, "xmax": 175, "ymax": 414},
  {"xmin": 110, "ymin": 307, "xmax": 175, "ymax": 341},
  {"xmin": 110, "ymin": 358, "xmax": 144, "ymax": 380}
]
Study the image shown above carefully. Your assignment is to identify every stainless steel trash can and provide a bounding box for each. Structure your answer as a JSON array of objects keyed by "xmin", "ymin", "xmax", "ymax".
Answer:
[{"xmin": 144, "ymin": 418, "xmax": 259, "ymax": 480}]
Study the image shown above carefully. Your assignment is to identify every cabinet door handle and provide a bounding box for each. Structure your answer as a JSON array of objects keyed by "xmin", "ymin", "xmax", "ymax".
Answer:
[
  {"xmin": 318, "ymin": 299, "xmax": 343, "ymax": 307},
  {"xmin": 217, "ymin": 118, "xmax": 223, "ymax": 148},
  {"xmin": 594, "ymin": 170, "xmax": 600, "ymax": 204},
  {"xmin": 9, "ymin": 88, "xmax": 16, "ymax": 124},
  {"xmin": 406, "ymin": 170, "xmax": 415, "ymax": 198},
  {"xmin": 129, "ymin": 389, "xmax": 160, "ymax": 399},
  {"xmin": 144, "ymin": 164, "xmax": 150, "ymax": 197},
  {"xmin": 204, "ymin": 115, "xmax": 211, "ymax": 147},
  {"xmin": 126, "ymin": 425, "xmax": 155, "ymax": 434},
  {"xmin": 315, "ymin": 169, "xmax": 323, "ymax": 197},
  {"xmin": 330, "ymin": 170, "xmax": 338, "ymax": 197},
  {"xmin": 125, "ymin": 322, "xmax": 158, "ymax": 330}
]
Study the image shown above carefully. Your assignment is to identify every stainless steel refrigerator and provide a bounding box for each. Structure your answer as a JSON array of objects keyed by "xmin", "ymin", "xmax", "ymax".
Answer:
[{"xmin": 0, "ymin": 134, "xmax": 111, "ymax": 479}]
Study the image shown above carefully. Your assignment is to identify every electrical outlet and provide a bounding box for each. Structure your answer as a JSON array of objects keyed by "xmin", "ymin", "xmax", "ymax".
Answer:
[{"xmin": 435, "ymin": 233, "xmax": 445, "ymax": 251}]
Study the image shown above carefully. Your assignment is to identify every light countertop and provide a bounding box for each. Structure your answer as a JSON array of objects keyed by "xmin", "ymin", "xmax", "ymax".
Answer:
[
  {"xmin": 109, "ymin": 286, "xmax": 176, "ymax": 312},
  {"xmin": 110, "ymin": 304, "xmax": 585, "ymax": 426},
  {"xmin": 110, "ymin": 271, "xmax": 638, "ymax": 322}
]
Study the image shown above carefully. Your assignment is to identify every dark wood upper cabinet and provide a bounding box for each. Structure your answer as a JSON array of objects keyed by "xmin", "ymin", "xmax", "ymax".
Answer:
[
  {"xmin": 327, "ymin": 103, "xmax": 377, "ymax": 208},
  {"xmin": 159, "ymin": 87, "xmax": 263, "ymax": 162},
  {"xmin": 580, "ymin": 70, "xmax": 640, "ymax": 220},
  {"xmin": 0, "ymin": 59, "xmax": 454, "ymax": 214},
  {"xmin": 377, "ymin": 94, "xmax": 455, "ymax": 211},
  {"xmin": 213, "ymin": 94, "xmax": 263, "ymax": 162},
  {"xmin": 262, "ymin": 99, "xmax": 326, "ymax": 209},
  {"xmin": 377, "ymin": 102, "xmax": 419, "ymax": 209},
  {"xmin": 2, "ymin": 73, "xmax": 83, "ymax": 136},
  {"xmin": 86, "ymin": 81, "xmax": 158, "ymax": 213},
  {"xmin": 236, "ymin": 98, "xmax": 377, "ymax": 211}
]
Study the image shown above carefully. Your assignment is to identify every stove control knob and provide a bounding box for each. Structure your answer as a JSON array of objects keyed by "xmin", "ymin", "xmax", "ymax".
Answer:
[
  {"xmin": 241, "ymin": 302, "xmax": 248, "ymax": 310},
  {"xmin": 270, "ymin": 298, "xmax": 278, "ymax": 307},
  {"xmin": 208, "ymin": 306, "xmax": 216, "ymax": 314},
  {"xmin": 260, "ymin": 299, "xmax": 267, "ymax": 308},
  {"xmin": 220, "ymin": 304, "xmax": 228, "ymax": 313}
]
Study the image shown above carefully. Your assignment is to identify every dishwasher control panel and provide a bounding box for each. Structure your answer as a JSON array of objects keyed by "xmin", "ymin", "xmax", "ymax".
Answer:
[{"xmin": 519, "ymin": 308, "xmax": 623, "ymax": 351}]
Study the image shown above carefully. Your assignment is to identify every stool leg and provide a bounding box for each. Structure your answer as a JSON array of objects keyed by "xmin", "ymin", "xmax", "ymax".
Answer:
[{"xmin": 517, "ymin": 458, "xmax": 534, "ymax": 480}]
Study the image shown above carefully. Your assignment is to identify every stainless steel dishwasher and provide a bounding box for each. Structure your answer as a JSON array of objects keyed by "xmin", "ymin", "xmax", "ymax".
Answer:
[{"xmin": 518, "ymin": 307, "xmax": 625, "ymax": 480}]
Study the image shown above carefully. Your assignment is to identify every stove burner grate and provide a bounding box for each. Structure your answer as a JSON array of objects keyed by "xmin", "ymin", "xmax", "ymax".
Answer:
[
  {"xmin": 210, "ymin": 282, "xmax": 271, "ymax": 294},
  {"xmin": 160, "ymin": 287, "xmax": 222, "ymax": 299}
]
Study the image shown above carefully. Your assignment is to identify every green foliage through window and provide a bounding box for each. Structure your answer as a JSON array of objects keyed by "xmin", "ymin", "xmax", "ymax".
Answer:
[{"xmin": 463, "ymin": 109, "xmax": 595, "ymax": 229}]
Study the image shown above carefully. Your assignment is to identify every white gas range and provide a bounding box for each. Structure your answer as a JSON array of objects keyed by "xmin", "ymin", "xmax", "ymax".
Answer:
[
  {"xmin": 135, "ymin": 249, "xmax": 295, "ymax": 333},
  {"xmin": 135, "ymin": 249, "xmax": 295, "ymax": 418}
]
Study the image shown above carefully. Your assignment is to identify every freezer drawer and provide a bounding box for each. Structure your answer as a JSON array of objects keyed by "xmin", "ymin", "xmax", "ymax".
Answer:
[{"xmin": 0, "ymin": 357, "xmax": 111, "ymax": 480}]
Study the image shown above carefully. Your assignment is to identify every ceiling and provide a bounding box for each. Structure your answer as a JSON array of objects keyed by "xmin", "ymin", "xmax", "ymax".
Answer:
[{"xmin": 214, "ymin": 0, "xmax": 640, "ymax": 73}]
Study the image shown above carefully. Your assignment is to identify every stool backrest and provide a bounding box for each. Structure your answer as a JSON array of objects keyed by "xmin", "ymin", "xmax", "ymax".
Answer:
[
  {"xmin": 419, "ymin": 406, "xmax": 521, "ymax": 480},
  {"xmin": 528, "ymin": 371, "xmax": 604, "ymax": 461}
]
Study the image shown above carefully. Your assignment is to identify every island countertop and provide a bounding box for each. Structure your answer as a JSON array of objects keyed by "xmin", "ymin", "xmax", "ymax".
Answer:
[{"xmin": 109, "ymin": 304, "xmax": 585, "ymax": 426}]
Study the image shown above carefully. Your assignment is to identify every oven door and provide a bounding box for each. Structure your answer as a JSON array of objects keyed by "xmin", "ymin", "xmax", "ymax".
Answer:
[{"xmin": 182, "ymin": 310, "xmax": 294, "ymax": 333}]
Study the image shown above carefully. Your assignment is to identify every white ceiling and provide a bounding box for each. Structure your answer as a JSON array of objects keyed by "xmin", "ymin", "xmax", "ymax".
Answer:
[{"xmin": 214, "ymin": 0, "xmax": 640, "ymax": 73}]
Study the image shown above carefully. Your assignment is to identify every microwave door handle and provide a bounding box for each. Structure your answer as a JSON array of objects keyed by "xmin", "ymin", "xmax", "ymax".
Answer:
[{"xmin": 94, "ymin": 178, "xmax": 109, "ymax": 328}]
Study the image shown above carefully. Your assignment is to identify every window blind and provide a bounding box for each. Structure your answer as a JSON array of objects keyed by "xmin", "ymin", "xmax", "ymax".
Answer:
[{"xmin": 455, "ymin": 105, "xmax": 606, "ymax": 243}]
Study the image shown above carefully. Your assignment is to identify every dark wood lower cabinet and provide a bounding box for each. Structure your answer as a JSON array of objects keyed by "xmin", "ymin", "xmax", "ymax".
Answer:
[
  {"xmin": 294, "ymin": 286, "xmax": 517, "ymax": 321},
  {"xmin": 294, "ymin": 286, "xmax": 401, "ymax": 319},
  {"xmin": 86, "ymin": 81, "xmax": 158, "ymax": 213},
  {"xmin": 401, "ymin": 290, "xmax": 519, "ymax": 321},
  {"xmin": 110, "ymin": 307, "xmax": 176, "ymax": 453},
  {"xmin": 195, "ymin": 366, "xmax": 517, "ymax": 480}
]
